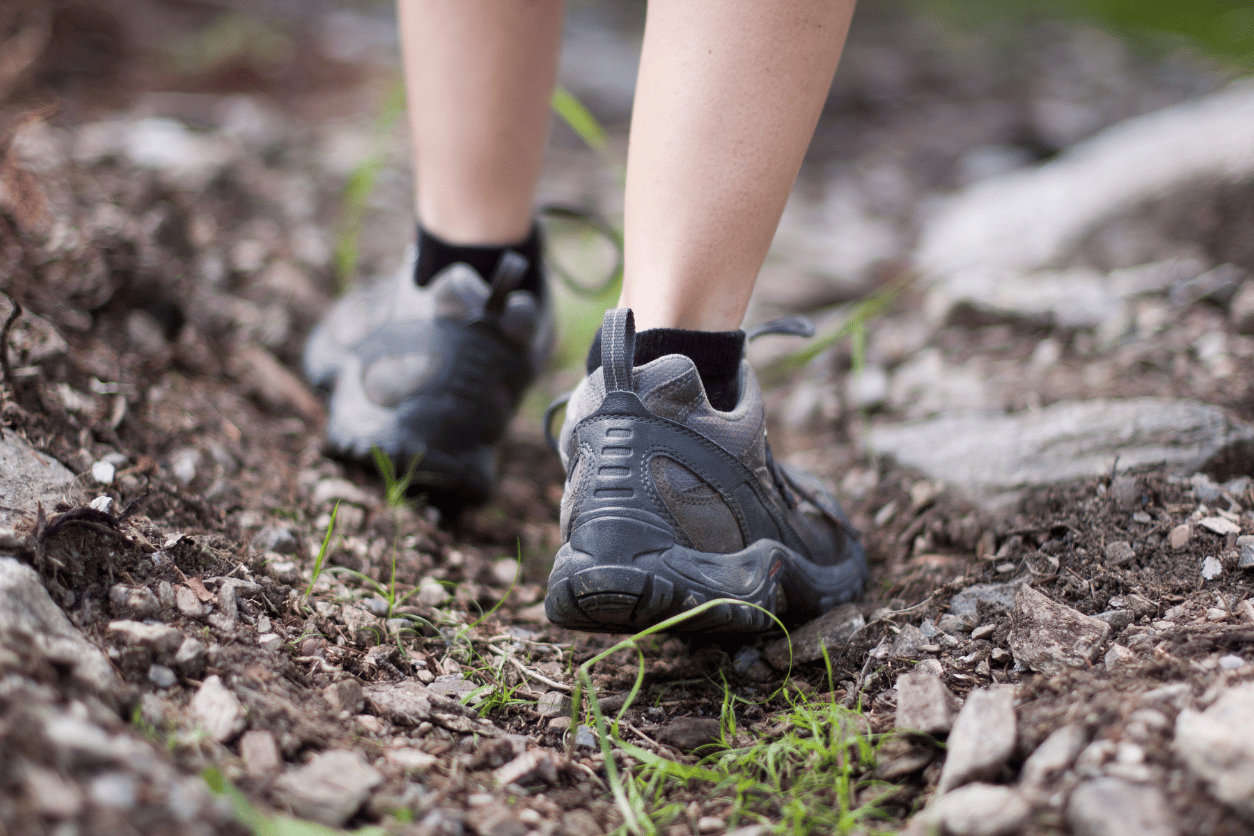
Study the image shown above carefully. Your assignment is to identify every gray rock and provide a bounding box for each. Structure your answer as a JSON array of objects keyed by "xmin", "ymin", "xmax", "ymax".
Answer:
[
  {"xmin": 1239, "ymin": 541, "xmax": 1254, "ymax": 569},
  {"xmin": 364, "ymin": 681, "xmax": 500, "ymax": 736},
  {"xmin": 174, "ymin": 637, "xmax": 206, "ymax": 676},
  {"xmin": 44, "ymin": 715, "xmax": 126, "ymax": 765},
  {"xmin": 23, "ymin": 764, "xmax": 84, "ymax": 818},
  {"xmin": 107, "ymin": 620, "xmax": 183, "ymax": 659},
  {"xmin": 1067, "ymin": 777, "xmax": 1179, "ymax": 836},
  {"xmin": 147, "ymin": 665, "xmax": 177, "ymax": 688},
  {"xmin": 1104, "ymin": 541, "xmax": 1136, "ymax": 567},
  {"xmin": 937, "ymin": 613, "xmax": 975, "ymax": 634},
  {"xmin": 1175, "ymin": 681, "xmax": 1254, "ymax": 818},
  {"xmin": 867, "ymin": 398, "xmax": 1254, "ymax": 513},
  {"xmin": 1095, "ymin": 610, "xmax": 1134, "ymax": 630},
  {"xmin": 1008, "ymin": 585, "xmax": 1111, "ymax": 674},
  {"xmin": 240, "ymin": 730, "xmax": 281, "ymax": 777},
  {"xmin": 87, "ymin": 772, "xmax": 137, "ymax": 810},
  {"xmin": 950, "ymin": 582, "xmax": 1023, "ymax": 619},
  {"xmin": 322, "ymin": 679, "xmax": 365, "ymax": 715},
  {"xmin": 932, "ymin": 783, "xmax": 1029, "ymax": 836},
  {"xmin": 188, "ymin": 675, "xmax": 245, "ymax": 743},
  {"xmin": 0, "ymin": 558, "xmax": 116, "ymax": 694},
  {"xmin": 656, "ymin": 717, "xmax": 721, "ymax": 752},
  {"xmin": 895, "ymin": 671, "xmax": 960, "ymax": 735},
  {"xmin": 917, "ymin": 80, "xmax": 1254, "ymax": 300},
  {"xmin": 272, "ymin": 750, "xmax": 382, "ymax": 826},
  {"xmin": 175, "ymin": 586, "xmax": 206, "ymax": 618},
  {"xmin": 573, "ymin": 724, "xmax": 598, "ymax": 749},
  {"xmin": 0, "ymin": 434, "xmax": 77, "ymax": 528},
  {"xmin": 938, "ymin": 685, "xmax": 1017, "ymax": 794},
  {"xmin": 1104, "ymin": 644, "xmax": 1136, "ymax": 671},
  {"xmin": 1169, "ymin": 523, "xmax": 1192, "ymax": 550},
  {"xmin": 109, "ymin": 584, "xmax": 160, "ymax": 620},
  {"xmin": 536, "ymin": 691, "xmax": 572, "ymax": 718},
  {"xmin": 495, "ymin": 750, "xmax": 558, "ymax": 787},
  {"xmin": 1020, "ymin": 724, "xmax": 1087, "ymax": 796},
  {"xmin": 764, "ymin": 603, "xmax": 864, "ymax": 668},
  {"xmin": 251, "ymin": 525, "xmax": 298, "ymax": 555},
  {"xmin": 891, "ymin": 623, "xmax": 929, "ymax": 659}
]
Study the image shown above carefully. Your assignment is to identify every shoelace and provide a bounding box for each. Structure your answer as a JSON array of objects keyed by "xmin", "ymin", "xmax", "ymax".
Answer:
[{"xmin": 537, "ymin": 203, "xmax": 624, "ymax": 298}]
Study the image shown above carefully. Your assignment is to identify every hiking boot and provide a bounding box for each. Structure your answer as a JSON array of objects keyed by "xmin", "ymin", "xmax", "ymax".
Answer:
[
  {"xmin": 303, "ymin": 246, "xmax": 552, "ymax": 509},
  {"xmin": 545, "ymin": 308, "xmax": 867, "ymax": 634}
]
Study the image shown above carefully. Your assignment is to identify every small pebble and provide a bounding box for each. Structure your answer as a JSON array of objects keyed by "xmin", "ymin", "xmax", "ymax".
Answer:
[
  {"xmin": 971, "ymin": 624, "xmax": 996, "ymax": 640},
  {"xmin": 90, "ymin": 460, "xmax": 116, "ymax": 485},
  {"xmin": 574, "ymin": 724, "xmax": 598, "ymax": 749},
  {"xmin": 1170, "ymin": 523, "xmax": 1192, "ymax": 550},
  {"xmin": 1202, "ymin": 555, "xmax": 1224, "ymax": 580},
  {"xmin": 148, "ymin": 664, "xmax": 178, "ymax": 688},
  {"xmin": 89, "ymin": 495, "xmax": 114, "ymax": 513},
  {"xmin": 1219, "ymin": 654, "xmax": 1246, "ymax": 670}
]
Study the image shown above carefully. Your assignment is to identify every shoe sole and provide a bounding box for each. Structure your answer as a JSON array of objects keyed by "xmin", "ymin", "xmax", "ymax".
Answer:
[{"xmin": 545, "ymin": 508, "xmax": 868, "ymax": 634}]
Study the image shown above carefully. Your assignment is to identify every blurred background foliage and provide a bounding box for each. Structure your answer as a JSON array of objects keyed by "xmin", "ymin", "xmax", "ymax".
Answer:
[{"xmin": 911, "ymin": 0, "xmax": 1253, "ymax": 69}]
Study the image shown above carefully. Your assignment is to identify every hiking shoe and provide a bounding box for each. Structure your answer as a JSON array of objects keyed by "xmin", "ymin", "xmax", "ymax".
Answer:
[
  {"xmin": 303, "ymin": 247, "xmax": 552, "ymax": 509},
  {"xmin": 545, "ymin": 308, "xmax": 867, "ymax": 634}
]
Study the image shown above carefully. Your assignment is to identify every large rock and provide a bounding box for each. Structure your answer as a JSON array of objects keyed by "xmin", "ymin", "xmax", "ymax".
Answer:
[
  {"xmin": 1067, "ymin": 777, "xmax": 1179, "ymax": 836},
  {"xmin": 0, "ymin": 434, "xmax": 77, "ymax": 528},
  {"xmin": 0, "ymin": 557, "xmax": 116, "ymax": 694},
  {"xmin": 931, "ymin": 783, "xmax": 1029, "ymax": 836},
  {"xmin": 1008, "ymin": 586, "xmax": 1110, "ymax": 674},
  {"xmin": 1175, "ymin": 682, "xmax": 1254, "ymax": 819},
  {"xmin": 763, "ymin": 604, "xmax": 864, "ymax": 668},
  {"xmin": 188, "ymin": 676, "xmax": 245, "ymax": 743},
  {"xmin": 937, "ymin": 685, "xmax": 1016, "ymax": 794},
  {"xmin": 867, "ymin": 398, "xmax": 1254, "ymax": 513},
  {"xmin": 918, "ymin": 79, "xmax": 1254, "ymax": 309},
  {"xmin": 895, "ymin": 671, "xmax": 959, "ymax": 736},
  {"xmin": 272, "ymin": 750, "xmax": 382, "ymax": 827}
]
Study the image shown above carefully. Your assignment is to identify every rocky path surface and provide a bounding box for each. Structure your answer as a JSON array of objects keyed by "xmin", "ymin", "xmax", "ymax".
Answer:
[{"xmin": 2, "ymin": 2, "xmax": 1254, "ymax": 835}]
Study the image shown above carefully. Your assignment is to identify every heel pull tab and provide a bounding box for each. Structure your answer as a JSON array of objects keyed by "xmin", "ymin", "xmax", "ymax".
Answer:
[
  {"xmin": 601, "ymin": 308, "xmax": 636, "ymax": 393},
  {"xmin": 484, "ymin": 250, "xmax": 529, "ymax": 316}
]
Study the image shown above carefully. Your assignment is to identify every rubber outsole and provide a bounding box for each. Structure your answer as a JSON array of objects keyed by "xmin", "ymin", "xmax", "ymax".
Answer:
[{"xmin": 545, "ymin": 509, "xmax": 868, "ymax": 634}]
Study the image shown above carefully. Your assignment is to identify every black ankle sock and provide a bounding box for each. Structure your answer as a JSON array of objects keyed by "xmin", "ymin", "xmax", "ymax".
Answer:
[
  {"xmin": 585, "ymin": 326, "xmax": 745, "ymax": 411},
  {"xmin": 414, "ymin": 225, "xmax": 545, "ymax": 296}
]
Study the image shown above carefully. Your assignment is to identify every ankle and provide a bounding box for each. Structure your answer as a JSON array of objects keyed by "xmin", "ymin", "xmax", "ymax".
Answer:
[
  {"xmin": 414, "ymin": 224, "xmax": 545, "ymax": 295},
  {"xmin": 585, "ymin": 325, "xmax": 745, "ymax": 411}
]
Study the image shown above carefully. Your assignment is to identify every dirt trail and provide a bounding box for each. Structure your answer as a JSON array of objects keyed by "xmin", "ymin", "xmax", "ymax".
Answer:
[{"xmin": 2, "ymin": 3, "xmax": 1253, "ymax": 835}]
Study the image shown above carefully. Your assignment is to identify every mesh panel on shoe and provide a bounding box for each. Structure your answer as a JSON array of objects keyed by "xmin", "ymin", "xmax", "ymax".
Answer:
[{"xmin": 650, "ymin": 456, "xmax": 745, "ymax": 554}]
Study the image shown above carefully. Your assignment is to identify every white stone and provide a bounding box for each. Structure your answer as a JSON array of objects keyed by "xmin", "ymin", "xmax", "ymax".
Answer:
[
  {"xmin": 1009, "ymin": 585, "xmax": 1111, "ymax": 674},
  {"xmin": 1200, "ymin": 516, "xmax": 1242, "ymax": 536},
  {"xmin": 272, "ymin": 750, "xmax": 382, "ymax": 826},
  {"xmin": 1020, "ymin": 725, "xmax": 1087, "ymax": 795},
  {"xmin": 188, "ymin": 675, "xmax": 245, "ymax": 743},
  {"xmin": 933, "ymin": 783, "xmax": 1029, "ymax": 836},
  {"xmin": 91, "ymin": 460, "xmax": 116, "ymax": 484},
  {"xmin": 895, "ymin": 671, "xmax": 959, "ymax": 735},
  {"xmin": 867, "ymin": 398, "xmax": 1254, "ymax": 513},
  {"xmin": 0, "ymin": 559, "xmax": 116, "ymax": 693},
  {"xmin": 1202, "ymin": 555, "xmax": 1224, "ymax": 581},
  {"xmin": 918, "ymin": 80, "xmax": 1254, "ymax": 287},
  {"xmin": 1067, "ymin": 777, "xmax": 1178, "ymax": 836},
  {"xmin": 1175, "ymin": 682, "xmax": 1254, "ymax": 818},
  {"xmin": 938, "ymin": 685, "xmax": 1016, "ymax": 794}
]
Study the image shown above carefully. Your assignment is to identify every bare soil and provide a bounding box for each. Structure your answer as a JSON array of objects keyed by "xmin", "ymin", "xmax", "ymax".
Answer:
[{"xmin": 1, "ymin": 2, "xmax": 1252, "ymax": 835}]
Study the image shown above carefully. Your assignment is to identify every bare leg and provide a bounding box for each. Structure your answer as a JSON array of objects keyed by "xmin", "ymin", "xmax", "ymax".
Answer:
[
  {"xmin": 619, "ymin": 0, "xmax": 856, "ymax": 331},
  {"xmin": 397, "ymin": 0, "xmax": 565, "ymax": 245}
]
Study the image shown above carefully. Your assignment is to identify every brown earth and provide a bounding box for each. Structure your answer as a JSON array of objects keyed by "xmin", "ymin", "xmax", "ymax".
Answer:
[{"xmin": 1, "ymin": 2, "xmax": 1252, "ymax": 835}]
